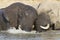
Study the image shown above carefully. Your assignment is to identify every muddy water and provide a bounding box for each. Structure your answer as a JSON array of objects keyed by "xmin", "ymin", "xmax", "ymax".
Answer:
[{"xmin": 0, "ymin": 30, "xmax": 60, "ymax": 40}]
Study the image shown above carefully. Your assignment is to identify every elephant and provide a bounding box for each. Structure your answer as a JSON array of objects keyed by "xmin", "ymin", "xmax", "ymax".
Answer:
[
  {"xmin": 0, "ymin": 10, "xmax": 10, "ymax": 30},
  {"xmin": 1, "ymin": 2, "xmax": 38, "ymax": 32},
  {"xmin": 34, "ymin": 10, "xmax": 55, "ymax": 32}
]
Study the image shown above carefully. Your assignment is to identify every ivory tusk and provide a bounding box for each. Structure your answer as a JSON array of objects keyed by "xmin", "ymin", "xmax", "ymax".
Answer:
[{"xmin": 40, "ymin": 24, "xmax": 50, "ymax": 29}]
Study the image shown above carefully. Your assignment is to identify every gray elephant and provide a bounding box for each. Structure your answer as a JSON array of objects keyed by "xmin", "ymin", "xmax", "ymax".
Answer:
[
  {"xmin": 0, "ymin": 10, "xmax": 10, "ymax": 30},
  {"xmin": 1, "ymin": 2, "xmax": 38, "ymax": 32},
  {"xmin": 34, "ymin": 10, "xmax": 55, "ymax": 32}
]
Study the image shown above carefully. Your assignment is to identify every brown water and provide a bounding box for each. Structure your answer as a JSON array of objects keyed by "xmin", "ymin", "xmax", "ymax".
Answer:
[{"xmin": 0, "ymin": 30, "xmax": 60, "ymax": 40}]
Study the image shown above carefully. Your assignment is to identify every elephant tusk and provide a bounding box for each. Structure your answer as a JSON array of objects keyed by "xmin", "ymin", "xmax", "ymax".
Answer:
[
  {"xmin": 40, "ymin": 24, "xmax": 50, "ymax": 29},
  {"xmin": 19, "ymin": 25, "xmax": 21, "ymax": 27},
  {"xmin": 18, "ymin": 25, "xmax": 22, "ymax": 30},
  {"xmin": 32, "ymin": 25, "xmax": 34, "ymax": 28}
]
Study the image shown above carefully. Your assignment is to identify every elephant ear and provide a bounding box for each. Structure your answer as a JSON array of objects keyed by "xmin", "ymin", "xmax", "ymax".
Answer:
[
  {"xmin": 2, "ymin": 11, "xmax": 9, "ymax": 22},
  {"xmin": 5, "ymin": 16, "xmax": 9, "ymax": 22}
]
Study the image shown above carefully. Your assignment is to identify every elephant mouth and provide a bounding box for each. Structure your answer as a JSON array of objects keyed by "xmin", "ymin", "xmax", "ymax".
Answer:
[{"xmin": 40, "ymin": 24, "xmax": 50, "ymax": 29}]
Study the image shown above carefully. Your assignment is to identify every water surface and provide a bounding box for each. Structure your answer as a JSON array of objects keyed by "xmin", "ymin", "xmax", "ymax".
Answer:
[{"xmin": 0, "ymin": 30, "xmax": 60, "ymax": 40}]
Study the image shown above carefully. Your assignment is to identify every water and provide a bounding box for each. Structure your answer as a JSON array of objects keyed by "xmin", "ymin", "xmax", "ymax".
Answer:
[{"xmin": 0, "ymin": 29, "xmax": 60, "ymax": 40}]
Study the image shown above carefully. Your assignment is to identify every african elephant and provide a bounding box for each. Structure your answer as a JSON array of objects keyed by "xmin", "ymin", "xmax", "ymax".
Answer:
[
  {"xmin": 34, "ymin": 10, "xmax": 55, "ymax": 32},
  {"xmin": 1, "ymin": 2, "xmax": 38, "ymax": 32}
]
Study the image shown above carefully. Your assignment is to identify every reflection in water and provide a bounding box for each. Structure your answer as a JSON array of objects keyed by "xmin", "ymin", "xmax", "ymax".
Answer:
[{"xmin": 0, "ymin": 30, "xmax": 60, "ymax": 40}]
